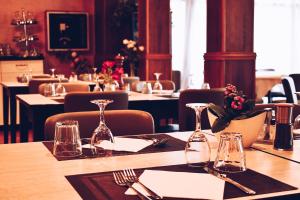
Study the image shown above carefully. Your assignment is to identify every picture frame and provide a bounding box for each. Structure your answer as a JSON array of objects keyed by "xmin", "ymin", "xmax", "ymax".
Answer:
[{"xmin": 46, "ymin": 11, "xmax": 90, "ymax": 51}]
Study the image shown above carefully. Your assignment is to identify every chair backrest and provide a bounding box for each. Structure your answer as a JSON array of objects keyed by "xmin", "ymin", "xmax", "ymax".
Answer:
[
  {"xmin": 32, "ymin": 74, "xmax": 52, "ymax": 78},
  {"xmin": 179, "ymin": 88, "xmax": 225, "ymax": 131},
  {"xmin": 281, "ymin": 76, "xmax": 298, "ymax": 103},
  {"xmin": 38, "ymin": 82, "xmax": 90, "ymax": 94},
  {"xmin": 131, "ymin": 80, "xmax": 176, "ymax": 92},
  {"xmin": 172, "ymin": 70, "xmax": 181, "ymax": 92},
  {"xmin": 64, "ymin": 91, "xmax": 129, "ymax": 112},
  {"xmin": 44, "ymin": 110, "xmax": 155, "ymax": 140},
  {"xmin": 289, "ymin": 73, "xmax": 300, "ymax": 91},
  {"xmin": 28, "ymin": 78, "xmax": 60, "ymax": 94}
]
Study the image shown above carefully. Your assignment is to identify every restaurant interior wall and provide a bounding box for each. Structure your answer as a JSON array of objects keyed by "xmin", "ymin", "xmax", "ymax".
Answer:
[{"xmin": 0, "ymin": 0, "xmax": 95, "ymax": 76}]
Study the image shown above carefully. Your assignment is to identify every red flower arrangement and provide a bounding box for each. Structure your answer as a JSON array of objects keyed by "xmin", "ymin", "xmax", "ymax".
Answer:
[
  {"xmin": 208, "ymin": 84, "xmax": 263, "ymax": 132},
  {"xmin": 98, "ymin": 61, "xmax": 124, "ymax": 84}
]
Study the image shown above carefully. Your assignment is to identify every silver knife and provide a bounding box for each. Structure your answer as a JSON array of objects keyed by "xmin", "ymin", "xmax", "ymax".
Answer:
[{"xmin": 203, "ymin": 167, "xmax": 256, "ymax": 195}]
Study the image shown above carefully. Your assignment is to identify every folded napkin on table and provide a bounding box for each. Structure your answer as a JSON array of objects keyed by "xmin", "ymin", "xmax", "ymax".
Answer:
[
  {"xmin": 125, "ymin": 170, "xmax": 225, "ymax": 199},
  {"xmin": 82, "ymin": 137, "xmax": 153, "ymax": 152}
]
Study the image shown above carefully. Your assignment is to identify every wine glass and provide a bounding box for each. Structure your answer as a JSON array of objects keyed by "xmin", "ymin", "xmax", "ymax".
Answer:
[
  {"xmin": 90, "ymin": 99, "xmax": 115, "ymax": 156},
  {"xmin": 55, "ymin": 74, "xmax": 66, "ymax": 95},
  {"xmin": 153, "ymin": 73, "xmax": 163, "ymax": 92},
  {"xmin": 50, "ymin": 68, "xmax": 56, "ymax": 78},
  {"xmin": 185, "ymin": 103, "xmax": 211, "ymax": 167}
]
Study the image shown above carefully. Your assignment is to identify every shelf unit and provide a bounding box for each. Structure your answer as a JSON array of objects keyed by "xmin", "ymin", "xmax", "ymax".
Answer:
[{"xmin": 11, "ymin": 9, "xmax": 39, "ymax": 57}]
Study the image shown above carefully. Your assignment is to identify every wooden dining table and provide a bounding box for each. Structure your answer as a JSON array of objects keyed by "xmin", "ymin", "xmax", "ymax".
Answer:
[
  {"xmin": 16, "ymin": 91, "xmax": 178, "ymax": 142},
  {"xmin": 0, "ymin": 131, "xmax": 300, "ymax": 199}
]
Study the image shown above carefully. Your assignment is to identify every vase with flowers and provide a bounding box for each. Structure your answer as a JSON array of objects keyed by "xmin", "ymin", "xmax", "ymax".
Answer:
[
  {"xmin": 97, "ymin": 60, "xmax": 124, "ymax": 91},
  {"xmin": 121, "ymin": 39, "xmax": 144, "ymax": 76},
  {"xmin": 208, "ymin": 84, "xmax": 266, "ymax": 147},
  {"xmin": 70, "ymin": 51, "xmax": 93, "ymax": 75}
]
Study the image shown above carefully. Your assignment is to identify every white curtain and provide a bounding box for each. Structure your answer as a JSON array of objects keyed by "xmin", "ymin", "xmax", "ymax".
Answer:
[
  {"xmin": 254, "ymin": 0, "xmax": 300, "ymax": 74},
  {"xmin": 171, "ymin": 0, "xmax": 206, "ymax": 89}
]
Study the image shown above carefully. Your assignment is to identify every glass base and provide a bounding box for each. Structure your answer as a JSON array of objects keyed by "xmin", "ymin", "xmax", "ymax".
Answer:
[{"xmin": 213, "ymin": 162, "xmax": 246, "ymax": 173}]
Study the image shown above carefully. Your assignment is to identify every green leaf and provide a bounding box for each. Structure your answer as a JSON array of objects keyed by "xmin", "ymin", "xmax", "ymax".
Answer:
[
  {"xmin": 208, "ymin": 103, "xmax": 226, "ymax": 118},
  {"xmin": 211, "ymin": 117, "xmax": 230, "ymax": 132}
]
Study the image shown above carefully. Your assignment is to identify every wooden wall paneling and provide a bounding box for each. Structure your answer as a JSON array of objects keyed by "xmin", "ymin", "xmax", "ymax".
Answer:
[
  {"xmin": 204, "ymin": 0, "xmax": 256, "ymax": 99},
  {"xmin": 138, "ymin": 0, "xmax": 171, "ymax": 80},
  {"xmin": 94, "ymin": 0, "xmax": 133, "ymax": 65}
]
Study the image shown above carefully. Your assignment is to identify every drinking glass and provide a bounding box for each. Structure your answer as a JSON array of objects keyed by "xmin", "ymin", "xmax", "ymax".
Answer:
[
  {"xmin": 293, "ymin": 114, "xmax": 300, "ymax": 138},
  {"xmin": 53, "ymin": 120, "xmax": 82, "ymax": 158},
  {"xmin": 213, "ymin": 132, "xmax": 246, "ymax": 173},
  {"xmin": 50, "ymin": 68, "xmax": 56, "ymax": 78},
  {"xmin": 43, "ymin": 83, "xmax": 55, "ymax": 97},
  {"xmin": 185, "ymin": 103, "xmax": 211, "ymax": 167},
  {"xmin": 201, "ymin": 82, "xmax": 210, "ymax": 89},
  {"xmin": 90, "ymin": 99, "xmax": 115, "ymax": 156},
  {"xmin": 55, "ymin": 74, "xmax": 66, "ymax": 95},
  {"xmin": 153, "ymin": 73, "xmax": 163, "ymax": 92}
]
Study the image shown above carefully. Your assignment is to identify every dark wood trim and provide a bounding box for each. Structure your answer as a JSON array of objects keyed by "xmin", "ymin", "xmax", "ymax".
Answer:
[{"xmin": 204, "ymin": 52, "xmax": 256, "ymax": 60}]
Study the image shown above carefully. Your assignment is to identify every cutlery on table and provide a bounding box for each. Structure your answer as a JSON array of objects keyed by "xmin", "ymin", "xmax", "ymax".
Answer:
[
  {"xmin": 123, "ymin": 168, "xmax": 163, "ymax": 199},
  {"xmin": 113, "ymin": 171, "xmax": 152, "ymax": 200},
  {"xmin": 203, "ymin": 167, "xmax": 256, "ymax": 195}
]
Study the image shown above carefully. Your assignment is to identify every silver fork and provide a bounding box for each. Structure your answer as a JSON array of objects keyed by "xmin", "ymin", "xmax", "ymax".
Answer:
[
  {"xmin": 113, "ymin": 171, "xmax": 152, "ymax": 200},
  {"xmin": 123, "ymin": 169, "xmax": 163, "ymax": 199}
]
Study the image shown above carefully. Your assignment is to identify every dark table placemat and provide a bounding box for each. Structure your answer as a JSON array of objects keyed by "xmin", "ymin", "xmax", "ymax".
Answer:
[
  {"xmin": 66, "ymin": 163, "xmax": 298, "ymax": 200},
  {"xmin": 43, "ymin": 134, "xmax": 186, "ymax": 161}
]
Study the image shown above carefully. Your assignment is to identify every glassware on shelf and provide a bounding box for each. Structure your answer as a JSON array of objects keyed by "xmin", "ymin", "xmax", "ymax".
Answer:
[
  {"xmin": 90, "ymin": 99, "xmax": 115, "ymax": 156},
  {"xmin": 153, "ymin": 72, "xmax": 163, "ymax": 92},
  {"xmin": 184, "ymin": 103, "xmax": 211, "ymax": 167},
  {"xmin": 213, "ymin": 132, "xmax": 246, "ymax": 173}
]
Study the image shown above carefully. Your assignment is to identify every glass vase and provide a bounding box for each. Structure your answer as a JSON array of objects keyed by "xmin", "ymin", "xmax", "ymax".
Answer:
[{"xmin": 90, "ymin": 99, "xmax": 115, "ymax": 156}]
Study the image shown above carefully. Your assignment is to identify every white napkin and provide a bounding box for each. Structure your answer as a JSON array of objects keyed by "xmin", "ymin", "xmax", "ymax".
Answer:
[
  {"xmin": 82, "ymin": 137, "xmax": 153, "ymax": 152},
  {"xmin": 125, "ymin": 170, "xmax": 225, "ymax": 200}
]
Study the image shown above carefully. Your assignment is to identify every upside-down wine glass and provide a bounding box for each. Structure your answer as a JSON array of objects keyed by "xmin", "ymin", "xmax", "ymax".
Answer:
[
  {"xmin": 90, "ymin": 99, "xmax": 115, "ymax": 156},
  {"xmin": 185, "ymin": 103, "xmax": 211, "ymax": 167},
  {"xmin": 153, "ymin": 72, "xmax": 163, "ymax": 92},
  {"xmin": 50, "ymin": 68, "xmax": 56, "ymax": 78}
]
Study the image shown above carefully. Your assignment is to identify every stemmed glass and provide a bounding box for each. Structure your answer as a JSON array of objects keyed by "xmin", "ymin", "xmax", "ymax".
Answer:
[
  {"xmin": 55, "ymin": 74, "xmax": 66, "ymax": 95},
  {"xmin": 153, "ymin": 73, "xmax": 163, "ymax": 92},
  {"xmin": 90, "ymin": 99, "xmax": 115, "ymax": 156},
  {"xmin": 50, "ymin": 68, "xmax": 56, "ymax": 78},
  {"xmin": 185, "ymin": 103, "xmax": 211, "ymax": 167}
]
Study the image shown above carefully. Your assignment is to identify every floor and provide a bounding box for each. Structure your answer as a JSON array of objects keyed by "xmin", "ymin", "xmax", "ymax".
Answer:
[{"xmin": 0, "ymin": 129, "xmax": 33, "ymax": 144}]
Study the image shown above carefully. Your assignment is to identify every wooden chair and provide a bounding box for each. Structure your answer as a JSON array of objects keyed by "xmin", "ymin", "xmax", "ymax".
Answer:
[
  {"xmin": 281, "ymin": 76, "xmax": 298, "ymax": 103},
  {"xmin": 64, "ymin": 91, "xmax": 129, "ymax": 112},
  {"xmin": 28, "ymin": 78, "xmax": 61, "ymax": 93},
  {"xmin": 289, "ymin": 73, "xmax": 300, "ymax": 92},
  {"xmin": 131, "ymin": 80, "xmax": 176, "ymax": 92},
  {"xmin": 38, "ymin": 82, "xmax": 90, "ymax": 94},
  {"xmin": 178, "ymin": 88, "xmax": 225, "ymax": 131},
  {"xmin": 44, "ymin": 110, "xmax": 155, "ymax": 140}
]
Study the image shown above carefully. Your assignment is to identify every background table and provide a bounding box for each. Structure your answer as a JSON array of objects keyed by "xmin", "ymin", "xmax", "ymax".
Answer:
[{"xmin": 16, "ymin": 92, "xmax": 178, "ymax": 142}]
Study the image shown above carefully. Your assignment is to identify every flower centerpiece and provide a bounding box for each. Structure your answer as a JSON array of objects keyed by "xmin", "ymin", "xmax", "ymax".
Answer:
[
  {"xmin": 208, "ymin": 84, "xmax": 266, "ymax": 147},
  {"xmin": 70, "ymin": 51, "xmax": 93, "ymax": 75},
  {"xmin": 121, "ymin": 39, "xmax": 144, "ymax": 76},
  {"xmin": 97, "ymin": 60, "xmax": 124, "ymax": 90},
  {"xmin": 208, "ymin": 84, "xmax": 264, "ymax": 132}
]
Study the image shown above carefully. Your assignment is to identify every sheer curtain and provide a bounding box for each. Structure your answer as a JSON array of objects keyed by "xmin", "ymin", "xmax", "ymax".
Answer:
[
  {"xmin": 171, "ymin": 0, "xmax": 206, "ymax": 89},
  {"xmin": 255, "ymin": 0, "xmax": 300, "ymax": 74}
]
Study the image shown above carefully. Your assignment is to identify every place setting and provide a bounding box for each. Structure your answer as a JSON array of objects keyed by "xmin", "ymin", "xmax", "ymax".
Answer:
[
  {"xmin": 64, "ymin": 102, "xmax": 298, "ymax": 200},
  {"xmin": 42, "ymin": 99, "xmax": 186, "ymax": 161}
]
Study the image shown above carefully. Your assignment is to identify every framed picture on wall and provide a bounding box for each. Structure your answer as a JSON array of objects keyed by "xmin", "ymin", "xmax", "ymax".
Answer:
[{"xmin": 46, "ymin": 11, "xmax": 89, "ymax": 51}]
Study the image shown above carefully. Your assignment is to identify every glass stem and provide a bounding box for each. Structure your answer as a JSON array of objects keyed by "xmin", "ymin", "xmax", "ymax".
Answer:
[
  {"xmin": 98, "ymin": 103, "xmax": 106, "ymax": 127},
  {"xmin": 194, "ymin": 107, "xmax": 204, "ymax": 131}
]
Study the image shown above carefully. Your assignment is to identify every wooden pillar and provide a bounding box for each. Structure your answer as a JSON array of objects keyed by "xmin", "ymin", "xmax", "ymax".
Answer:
[
  {"xmin": 204, "ymin": 0, "xmax": 256, "ymax": 98},
  {"xmin": 138, "ymin": 0, "xmax": 171, "ymax": 80}
]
